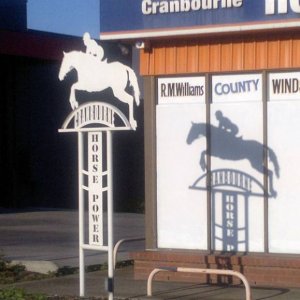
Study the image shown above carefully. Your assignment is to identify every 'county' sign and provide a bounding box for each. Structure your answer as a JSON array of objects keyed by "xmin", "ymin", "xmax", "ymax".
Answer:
[
  {"xmin": 100, "ymin": 0, "xmax": 300, "ymax": 39},
  {"xmin": 212, "ymin": 74, "xmax": 263, "ymax": 103}
]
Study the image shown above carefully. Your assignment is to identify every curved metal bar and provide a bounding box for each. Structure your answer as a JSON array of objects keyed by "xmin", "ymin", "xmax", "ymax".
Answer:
[
  {"xmin": 147, "ymin": 267, "xmax": 252, "ymax": 300},
  {"xmin": 113, "ymin": 237, "xmax": 145, "ymax": 269}
]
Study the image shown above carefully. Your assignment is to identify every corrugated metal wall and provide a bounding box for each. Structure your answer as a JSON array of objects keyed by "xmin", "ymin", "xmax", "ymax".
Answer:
[{"xmin": 140, "ymin": 32, "xmax": 300, "ymax": 75}]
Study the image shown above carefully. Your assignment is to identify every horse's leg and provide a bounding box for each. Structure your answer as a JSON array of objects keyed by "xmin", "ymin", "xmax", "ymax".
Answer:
[
  {"xmin": 69, "ymin": 82, "xmax": 80, "ymax": 110},
  {"xmin": 251, "ymin": 159, "xmax": 277, "ymax": 197},
  {"xmin": 200, "ymin": 150, "xmax": 207, "ymax": 171},
  {"xmin": 113, "ymin": 89, "xmax": 137, "ymax": 129}
]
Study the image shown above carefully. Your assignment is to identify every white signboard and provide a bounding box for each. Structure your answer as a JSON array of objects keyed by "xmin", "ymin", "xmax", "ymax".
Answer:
[
  {"xmin": 268, "ymin": 72, "xmax": 300, "ymax": 101},
  {"xmin": 158, "ymin": 76, "xmax": 206, "ymax": 104},
  {"xmin": 212, "ymin": 74, "xmax": 262, "ymax": 103},
  {"xmin": 156, "ymin": 103, "xmax": 207, "ymax": 250},
  {"xmin": 268, "ymin": 100, "xmax": 300, "ymax": 253}
]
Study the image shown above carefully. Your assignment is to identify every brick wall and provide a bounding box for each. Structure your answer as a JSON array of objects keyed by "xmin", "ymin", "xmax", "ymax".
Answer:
[{"xmin": 131, "ymin": 251, "xmax": 300, "ymax": 288}]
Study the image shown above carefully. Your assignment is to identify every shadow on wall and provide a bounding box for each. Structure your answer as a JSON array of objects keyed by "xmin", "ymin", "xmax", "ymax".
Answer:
[
  {"xmin": 186, "ymin": 111, "xmax": 280, "ymax": 197},
  {"xmin": 186, "ymin": 111, "xmax": 280, "ymax": 252}
]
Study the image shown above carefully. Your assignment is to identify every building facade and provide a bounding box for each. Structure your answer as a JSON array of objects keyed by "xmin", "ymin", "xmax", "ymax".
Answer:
[{"xmin": 101, "ymin": 0, "xmax": 300, "ymax": 287}]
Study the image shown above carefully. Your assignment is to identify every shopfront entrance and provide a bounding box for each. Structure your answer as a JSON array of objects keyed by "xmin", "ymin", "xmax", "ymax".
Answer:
[{"xmin": 100, "ymin": 0, "xmax": 300, "ymax": 287}]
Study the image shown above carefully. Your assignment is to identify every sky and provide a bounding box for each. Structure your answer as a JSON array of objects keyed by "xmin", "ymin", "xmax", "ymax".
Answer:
[{"xmin": 27, "ymin": 0, "xmax": 100, "ymax": 39}]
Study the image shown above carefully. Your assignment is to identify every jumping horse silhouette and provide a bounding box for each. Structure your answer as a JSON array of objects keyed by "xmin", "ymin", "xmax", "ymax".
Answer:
[
  {"xmin": 59, "ymin": 51, "xmax": 140, "ymax": 130},
  {"xmin": 187, "ymin": 122, "xmax": 280, "ymax": 197}
]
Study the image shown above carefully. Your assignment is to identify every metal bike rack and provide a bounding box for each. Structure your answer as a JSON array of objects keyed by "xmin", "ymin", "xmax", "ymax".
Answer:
[
  {"xmin": 147, "ymin": 267, "xmax": 252, "ymax": 300},
  {"xmin": 113, "ymin": 237, "xmax": 145, "ymax": 269}
]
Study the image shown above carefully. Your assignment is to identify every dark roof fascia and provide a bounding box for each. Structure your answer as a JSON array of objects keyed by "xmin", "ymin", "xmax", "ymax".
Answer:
[{"xmin": 0, "ymin": 29, "xmax": 83, "ymax": 61}]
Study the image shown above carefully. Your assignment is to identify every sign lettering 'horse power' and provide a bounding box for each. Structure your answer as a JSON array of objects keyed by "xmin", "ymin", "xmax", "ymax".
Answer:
[{"xmin": 88, "ymin": 132, "xmax": 103, "ymax": 246}]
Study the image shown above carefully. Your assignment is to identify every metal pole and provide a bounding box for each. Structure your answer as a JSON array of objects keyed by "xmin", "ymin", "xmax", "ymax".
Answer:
[
  {"xmin": 107, "ymin": 131, "xmax": 114, "ymax": 300},
  {"xmin": 78, "ymin": 132, "xmax": 85, "ymax": 297}
]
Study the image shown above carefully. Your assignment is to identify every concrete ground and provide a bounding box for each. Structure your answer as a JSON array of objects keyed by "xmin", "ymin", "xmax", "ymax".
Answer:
[
  {"xmin": 1, "ymin": 209, "xmax": 300, "ymax": 299},
  {"xmin": 0, "ymin": 209, "xmax": 145, "ymax": 268},
  {"xmin": 3, "ymin": 265, "xmax": 300, "ymax": 299}
]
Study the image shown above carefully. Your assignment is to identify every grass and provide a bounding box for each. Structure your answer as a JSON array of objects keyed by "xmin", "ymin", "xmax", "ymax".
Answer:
[
  {"xmin": 0, "ymin": 253, "xmax": 133, "ymax": 283},
  {"xmin": 0, "ymin": 288, "xmax": 113, "ymax": 300},
  {"xmin": 0, "ymin": 258, "xmax": 52, "ymax": 285},
  {"xmin": 55, "ymin": 260, "xmax": 133, "ymax": 277},
  {"xmin": 0, "ymin": 287, "xmax": 46, "ymax": 300},
  {"xmin": 0, "ymin": 255, "xmax": 134, "ymax": 299},
  {"xmin": 0, "ymin": 288, "xmax": 127, "ymax": 300}
]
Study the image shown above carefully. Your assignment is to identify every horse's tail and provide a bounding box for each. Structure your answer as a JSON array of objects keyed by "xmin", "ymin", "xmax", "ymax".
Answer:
[
  {"xmin": 266, "ymin": 146, "xmax": 280, "ymax": 178},
  {"xmin": 126, "ymin": 66, "xmax": 140, "ymax": 106}
]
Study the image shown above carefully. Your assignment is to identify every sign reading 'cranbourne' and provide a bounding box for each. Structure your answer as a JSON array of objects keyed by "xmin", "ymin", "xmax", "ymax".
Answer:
[
  {"xmin": 100, "ymin": 0, "xmax": 300, "ymax": 39},
  {"xmin": 141, "ymin": 0, "xmax": 243, "ymax": 15}
]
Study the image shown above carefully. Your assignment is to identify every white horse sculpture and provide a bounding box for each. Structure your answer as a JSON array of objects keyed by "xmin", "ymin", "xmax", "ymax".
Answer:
[{"xmin": 59, "ymin": 51, "xmax": 140, "ymax": 130}]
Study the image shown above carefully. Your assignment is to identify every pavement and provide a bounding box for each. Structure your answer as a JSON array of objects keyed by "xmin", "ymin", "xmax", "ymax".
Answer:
[
  {"xmin": 1, "ymin": 209, "xmax": 300, "ymax": 299},
  {"xmin": 0, "ymin": 209, "xmax": 145, "ymax": 268}
]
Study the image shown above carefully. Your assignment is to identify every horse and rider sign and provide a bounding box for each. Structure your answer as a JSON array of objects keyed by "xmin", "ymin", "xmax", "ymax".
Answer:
[
  {"xmin": 58, "ymin": 33, "xmax": 140, "ymax": 299},
  {"xmin": 58, "ymin": 44, "xmax": 140, "ymax": 130}
]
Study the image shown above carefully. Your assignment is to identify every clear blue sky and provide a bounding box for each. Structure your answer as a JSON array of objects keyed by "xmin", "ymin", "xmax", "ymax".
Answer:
[{"xmin": 27, "ymin": 0, "xmax": 100, "ymax": 39}]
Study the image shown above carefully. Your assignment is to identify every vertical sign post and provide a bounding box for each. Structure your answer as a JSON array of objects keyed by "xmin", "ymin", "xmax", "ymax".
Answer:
[
  {"xmin": 59, "ymin": 102, "xmax": 133, "ymax": 299},
  {"xmin": 107, "ymin": 131, "xmax": 114, "ymax": 299}
]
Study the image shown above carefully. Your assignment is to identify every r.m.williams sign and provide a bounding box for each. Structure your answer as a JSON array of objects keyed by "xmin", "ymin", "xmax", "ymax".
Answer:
[
  {"xmin": 100, "ymin": 0, "xmax": 300, "ymax": 39},
  {"xmin": 158, "ymin": 76, "xmax": 205, "ymax": 104}
]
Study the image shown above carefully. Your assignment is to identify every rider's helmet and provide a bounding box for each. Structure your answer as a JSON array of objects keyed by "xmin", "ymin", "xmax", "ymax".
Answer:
[{"xmin": 83, "ymin": 32, "xmax": 91, "ymax": 45}]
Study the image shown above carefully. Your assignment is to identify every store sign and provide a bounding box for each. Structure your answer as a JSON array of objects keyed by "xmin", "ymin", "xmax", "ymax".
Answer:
[
  {"xmin": 268, "ymin": 72, "xmax": 300, "ymax": 101},
  {"xmin": 158, "ymin": 76, "xmax": 206, "ymax": 104},
  {"xmin": 212, "ymin": 74, "xmax": 262, "ymax": 103},
  {"xmin": 100, "ymin": 0, "xmax": 300, "ymax": 40}
]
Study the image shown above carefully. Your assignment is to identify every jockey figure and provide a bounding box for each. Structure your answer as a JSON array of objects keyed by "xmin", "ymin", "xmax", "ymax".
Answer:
[
  {"xmin": 215, "ymin": 110, "xmax": 239, "ymax": 136},
  {"xmin": 83, "ymin": 32, "xmax": 104, "ymax": 61}
]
